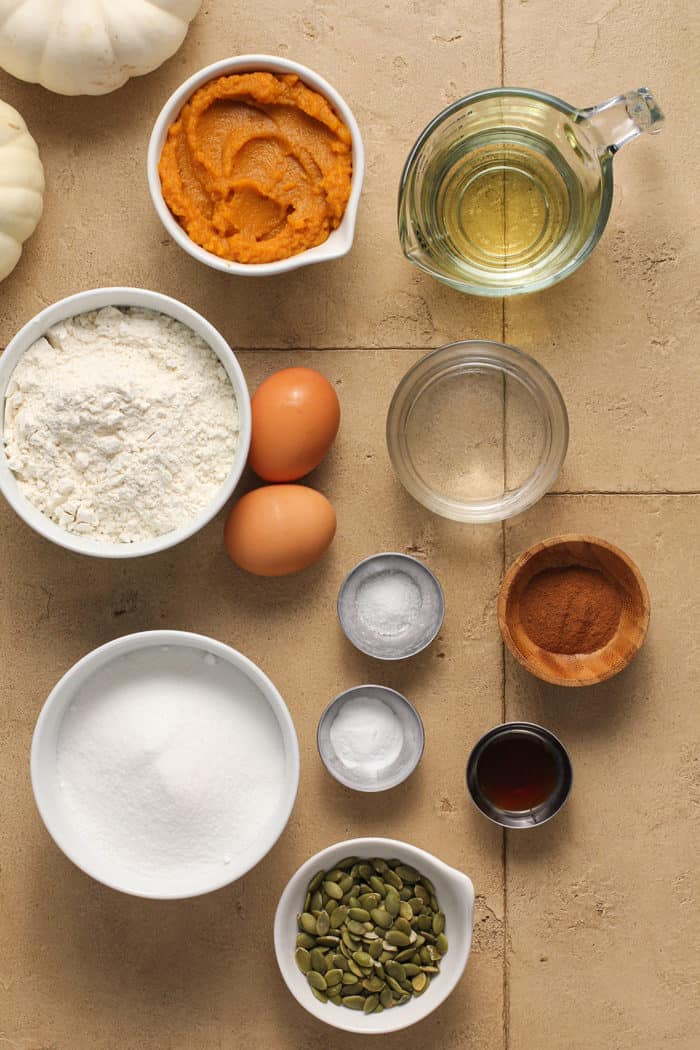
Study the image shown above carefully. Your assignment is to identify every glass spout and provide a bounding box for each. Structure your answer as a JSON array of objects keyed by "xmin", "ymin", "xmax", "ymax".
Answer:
[{"xmin": 576, "ymin": 87, "xmax": 665, "ymax": 155}]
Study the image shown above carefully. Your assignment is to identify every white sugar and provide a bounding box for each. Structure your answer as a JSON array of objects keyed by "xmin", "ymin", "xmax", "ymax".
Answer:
[{"xmin": 56, "ymin": 646, "xmax": 285, "ymax": 882}]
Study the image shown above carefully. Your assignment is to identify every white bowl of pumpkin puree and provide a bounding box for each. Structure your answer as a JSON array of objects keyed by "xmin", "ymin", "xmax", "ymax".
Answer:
[{"xmin": 148, "ymin": 55, "xmax": 364, "ymax": 274}]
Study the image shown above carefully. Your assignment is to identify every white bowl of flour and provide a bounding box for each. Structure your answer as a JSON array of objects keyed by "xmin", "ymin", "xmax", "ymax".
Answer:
[
  {"xmin": 31, "ymin": 631, "xmax": 300, "ymax": 899},
  {"xmin": 0, "ymin": 287, "xmax": 251, "ymax": 557}
]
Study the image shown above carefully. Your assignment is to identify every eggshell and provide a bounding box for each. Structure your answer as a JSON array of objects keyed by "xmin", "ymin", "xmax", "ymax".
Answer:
[
  {"xmin": 224, "ymin": 485, "xmax": 336, "ymax": 576},
  {"xmin": 249, "ymin": 367, "xmax": 340, "ymax": 482}
]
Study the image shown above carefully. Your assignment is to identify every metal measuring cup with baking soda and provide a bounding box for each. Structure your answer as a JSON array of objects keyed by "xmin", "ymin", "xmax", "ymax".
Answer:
[{"xmin": 498, "ymin": 534, "xmax": 650, "ymax": 687}]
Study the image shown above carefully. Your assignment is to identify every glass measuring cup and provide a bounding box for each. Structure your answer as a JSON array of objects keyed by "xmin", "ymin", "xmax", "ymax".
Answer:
[{"xmin": 398, "ymin": 87, "xmax": 664, "ymax": 296}]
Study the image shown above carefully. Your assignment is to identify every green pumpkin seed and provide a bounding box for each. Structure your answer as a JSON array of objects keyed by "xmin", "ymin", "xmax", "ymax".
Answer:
[
  {"xmin": 307, "ymin": 971, "xmax": 327, "ymax": 992},
  {"xmin": 374, "ymin": 1003, "xmax": 384, "ymax": 1014},
  {"xmin": 326, "ymin": 899, "xmax": 338, "ymax": 915},
  {"xmin": 323, "ymin": 881, "xmax": 343, "ymax": 900},
  {"xmin": 384, "ymin": 868, "xmax": 403, "ymax": 891},
  {"xmin": 357, "ymin": 863, "xmax": 373, "ymax": 880},
  {"xmin": 371, "ymin": 858, "xmax": 388, "ymax": 874},
  {"xmin": 363, "ymin": 994, "xmax": 379, "ymax": 1014},
  {"xmin": 400, "ymin": 886, "xmax": 413, "ymax": 901},
  {"xmin": 384, "ymin": 930, "xmax": 411, "ymax": 947},
  {"xmin": 342, "ymin": 973, "xmax": 359, "ymax": 985},
  {"xmin": 421, "ymin": 965, "xmax": 440, "ymax": 974},
  {"xmin": 395, "ymin": 864, "xmax": 421, "ymax": 883},
  {"xmin": 362, "ymin": 930, "xmax": 379, "ymax": 942},
  {"xmin": 348, "ymin": 959, "xmax": 364, "ymax": 978},
  {"xmin": 348, "ymin": 907, "xmax": 371, "ymax": 923},
  {"xmin": 412, "ymin": 972, "xmax": 428, "ymax": 994},
  {"xmin": 304, "ymin": 891, "xmax": 311, "ymax": 912},
  {"xmin": 295, "ymin": 948, "xmax": 311, "ymax": 974},
  {"xmin": 427, "ymin": 945, "xmax": 442, "ymax": 962},
  {"xmin": 310, "ymin": 890, "xmax": 323, "ymax": 912},
  {"xmin": 433, "ymin": 911, "xmax": 446, "ymax": 936},
  {"xmin": 369, "ymin": 876, "xmax": 386, "ymax": 895},
  {"xmin": 333, "ymin": 954, "xmax": 348, "ymax": 971},
  {"xmin": 299, "ymin": 912, "xmax": 317, "ymax": 935},
  {"xmin": 403, "ymin": 963, "xmax": 421, "ymax": 977},
  {"xmin": 296, "ymin": 932, "xmax": 315, "ymax": 949},
  {"xmin": 417, "ymin": 914, "xmax": 432, "ymax": 931},
  {"xmin": 399, "ymin": 902, "xmax": 413, "ymax": 921},
  {"xmin": 338, "ymin": 873, "xmax": 354, "ymax": 894},
  {"xmin": 379, "ymin": 950, "xmax": 393, "ymax": 963},
  {"xmin": 341, "ymin": 996, "xmax": 365, "ymax": 1011},
  {"xmin": 435, "ymin": 933, "xmax": 448, "ymax": 955},
  {"xmin": 363, "ymin": 976, "xmax": 384, "ymax": 993},
  {"xmin": 380, "ymin": 987, "xmax": 394, "ymax": 1008},
  {"xmin": 392, "ymin": 917, "xmax": 412, "ymax": 936},
  {"xmin": 329, "ymin": 994, "xmax": 342, "ymax": 1005},
  {"xmin": 359, "ymin": 893, "xmax": 381, "ymax": 910},
  {"xmin": 419, "ymin": 947, "xmax": 431, "ymax": 964},
  {"xmin": 386, "ymin": 976, "xmax": 404, "ymax": 995},
  {"xmin": 311, "ymin": 986, "xmax": 328, "ymax": 1003},
  {"xmin": 352, "ymin": 951, "xmax": 374, "ymax": 969},
  {"xmin": 384, "ymin": 890, "xmax": 400, "ymax": 918},
  {"xmin": 414, "ymin": 884, "xmax": 430, "ymax": 904},
  {"xmin": 325, "ymin": 869, "xmax": 343, "ymax": 882},
  {"xmin": 307, "ymin": 870, "xmax": 325, "ymax": 893},
  {"xmin": 386, "ymin": 960, "xmax": 406, "ymax": 981},
  {"xmin": 375, "ymin": 963, "xmax": 386, "ymax": 979},
  {"xmin": 344, "ymin": 920, "xmax": 364, "ymax": 937},
  {"xmin": 397, "ymin": 992, "xmax": 410, "ymax": 1005},
  {"xmin": 430, "ymin": 895, "xmax": 439, "ymax": 911},
  {"xmin": 381, "ymin": 941, "xmax": 398, "ymax": 953},
  {"xmin": 394, "ymin": 946, "xmax": 417, "ymax": 963},
  {"xmin": 422, "ymin": 876, "xmax": 436, "ymax": 895},
  {"xmin": 315, "ymin": 910, "xmax": 330, "ymax": 936},
  {"xmin": 309, "ymin": 948, "xmax": 328, "ymax": 973},
  {"xmin": 329, "ymin": 905, "xmax": 348, "ymax": 929},
  {"xmin": 342, "ymin": 930, "xmax": 360, "ymax": 951},
  {"xmin": 325, "ymin": 968, "xmax": 343, "ymax": 987},
  {"xmin": 368, "ymin": 940, "xmax": 384, "ymax": 960},
  {"xmin": 371, "ymin": 908, "xmax": 393, "ymax": 929},
  {"xmin": 317, "ymin": 936, "xmax": 340, "ymax": 948},
  {"xmin": 336, "ymin": 856, "xmax": 359, "ymax": 870}
]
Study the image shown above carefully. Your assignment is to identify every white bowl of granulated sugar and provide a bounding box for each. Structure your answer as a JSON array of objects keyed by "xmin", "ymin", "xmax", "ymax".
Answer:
[
  {"xmin": 0, "ymin": 287, "xmax": 251, "ymax": 558},
  {"xmin": 31, "ymin": 631, "xmax": 300, "ymax": 899}
]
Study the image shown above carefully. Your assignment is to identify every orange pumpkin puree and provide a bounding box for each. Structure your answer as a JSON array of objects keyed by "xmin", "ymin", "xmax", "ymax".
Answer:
[{"xmin": 158, "ymin": 72, "xmax": 353, "ymax": 264}]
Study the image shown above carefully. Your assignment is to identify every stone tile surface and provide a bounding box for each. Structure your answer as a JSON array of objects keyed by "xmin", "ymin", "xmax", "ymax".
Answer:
[
  {"xmin": 0, "ymin": 1, "xmax": 502, "ymax": 349},
  {"xmin": 0, "ymin": 1, "xmax": 698, "ymax": 1048},
  {"xmin": 0, "ymin": 351, "xmax": 505, "ymax": 1049},
  {"xmin": 504, "ymin": 496, "xmax": 700, "ymax": 1050},
  {"xmin": 503, "ymin": 0, "xmax": 700, "ymax": 492}
]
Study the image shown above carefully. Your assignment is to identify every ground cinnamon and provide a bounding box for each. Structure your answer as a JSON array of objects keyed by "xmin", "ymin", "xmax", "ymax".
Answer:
[{"xmin": 520, "ymin": 565, "xmax": 623, "ymax": 655}]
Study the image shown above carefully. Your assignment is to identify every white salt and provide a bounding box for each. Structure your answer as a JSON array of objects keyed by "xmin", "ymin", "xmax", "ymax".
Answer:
[{"xmin": 355, "ymin": 570, "xmax": 423, "ymax": 637}]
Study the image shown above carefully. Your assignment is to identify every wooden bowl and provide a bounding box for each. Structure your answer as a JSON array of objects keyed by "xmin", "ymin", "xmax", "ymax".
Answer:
[{"xmin": 498, "ymin": 534, "xmax": 650, "ymax": 687}]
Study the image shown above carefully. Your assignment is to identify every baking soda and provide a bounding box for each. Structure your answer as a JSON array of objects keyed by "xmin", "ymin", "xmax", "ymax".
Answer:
[{"xmin": 329, "ymin": 695, "xmax": 404, "ymax": 778}]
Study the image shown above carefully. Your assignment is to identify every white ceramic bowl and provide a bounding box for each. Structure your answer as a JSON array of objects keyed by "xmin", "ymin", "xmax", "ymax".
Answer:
[
  {"xmin": 31, "ymin": 631, "xmax": 300, "ymax": 899},
  {"xmin": 274, "ymin": 837, "xmax": 474, "ymax": 1034},
  {"xmin": 147, "ymin": 54, "xmax": 365, "ymax": 276},
  {"xmin": 0, "ymin": 287, "xmax": 251, "ymax": 558}
]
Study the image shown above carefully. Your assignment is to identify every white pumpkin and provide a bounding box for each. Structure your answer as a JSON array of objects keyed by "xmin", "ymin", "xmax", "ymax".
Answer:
[
  {"xmin": 0, "ymin": 0, "xmax": 201, "ymax": 96},
  {"xmin": 0, "ymin": 100, "xmax": 43, "ymax": 283}
]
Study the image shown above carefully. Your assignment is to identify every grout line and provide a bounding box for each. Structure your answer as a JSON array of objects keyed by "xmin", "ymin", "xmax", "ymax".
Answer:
[
  {"xmin": 548, "ymin": 490, "xmax": 700, "ymax": 497},
  {"xmin": 499, "ymin": 4, "xmax": 509, "ymax": 1049}
]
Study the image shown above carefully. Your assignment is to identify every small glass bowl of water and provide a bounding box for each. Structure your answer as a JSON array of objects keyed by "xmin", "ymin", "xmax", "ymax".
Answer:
[{"xmin": 386, "ymin": 340, "xmax": 568, "ymax": 524}]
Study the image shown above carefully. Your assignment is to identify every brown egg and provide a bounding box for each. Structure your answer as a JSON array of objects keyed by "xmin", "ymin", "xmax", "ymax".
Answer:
[
  {"xmin": 224, "ymin": 485, "xmax": 336, "ymax": 576},
  {"xmin": 249, "ymin": 367, "xmax": 340, "ymax": 482}
]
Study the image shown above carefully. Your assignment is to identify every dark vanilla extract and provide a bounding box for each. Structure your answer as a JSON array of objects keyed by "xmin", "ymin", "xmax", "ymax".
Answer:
[{"xmin": 476, "ymin": 732, "xmax": 560, "ymax": 811}]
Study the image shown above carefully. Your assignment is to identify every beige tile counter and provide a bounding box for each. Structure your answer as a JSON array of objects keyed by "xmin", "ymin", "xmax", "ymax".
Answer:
[{"xmin": 0, "ymin": 2, "xmax": 698, "ymax": 1048}]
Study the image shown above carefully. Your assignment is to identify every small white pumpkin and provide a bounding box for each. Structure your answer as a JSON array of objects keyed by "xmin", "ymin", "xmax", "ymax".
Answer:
[
  {"xmin": 0, "ymin": 99, "xmax": 44, "ymax": 283},
  {"xmin": 0, "ymin": 0, "xmax": 201, "ymax": 96}
]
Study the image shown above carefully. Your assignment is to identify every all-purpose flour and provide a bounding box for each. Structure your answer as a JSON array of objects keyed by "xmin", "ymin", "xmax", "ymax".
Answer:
[
  {"xmin": 56, "ymin": 646, "xmax": 286, "ymax": 882},
  {"xmin": 3, "ymin": 306, "xmax": 239, "ymax": 543}
]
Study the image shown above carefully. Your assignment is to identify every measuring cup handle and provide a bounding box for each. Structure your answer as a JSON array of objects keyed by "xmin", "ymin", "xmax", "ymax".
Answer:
[{"xmin": 576, "ymin": 87, "xmax": 665, "ymax": 155}]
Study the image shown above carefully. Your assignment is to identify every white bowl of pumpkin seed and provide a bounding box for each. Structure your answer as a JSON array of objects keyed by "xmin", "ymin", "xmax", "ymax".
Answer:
[{"xmin": 273, "ymin": 837, "xmax": 475, "ymax": 1033}]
